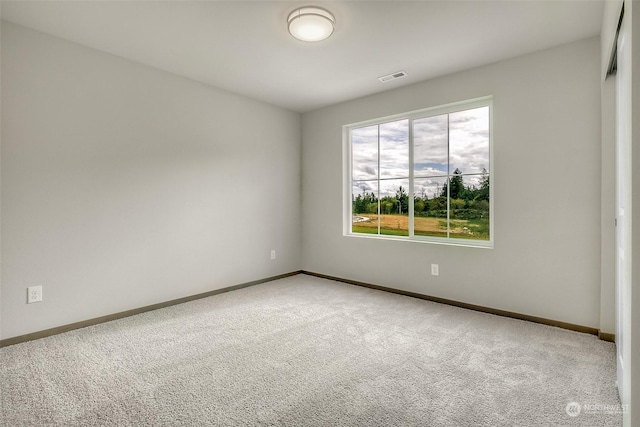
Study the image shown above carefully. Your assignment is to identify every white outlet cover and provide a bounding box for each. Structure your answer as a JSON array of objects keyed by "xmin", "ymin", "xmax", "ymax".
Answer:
[
  {"xmin": 431, "ymin": 264, "xmax": 439, "ymax": 276},
  {"xmin": 27, "ymin": 285, "xmax": 43, "ymax": 303}
]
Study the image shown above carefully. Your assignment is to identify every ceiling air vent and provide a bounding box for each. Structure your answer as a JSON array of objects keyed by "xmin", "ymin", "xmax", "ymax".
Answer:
[{"xmin": 378, "ymin": 71, "xmax": 407, "ymax": 82}]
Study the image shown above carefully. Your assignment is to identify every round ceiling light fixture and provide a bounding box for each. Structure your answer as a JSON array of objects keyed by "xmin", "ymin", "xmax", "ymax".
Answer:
[{"xmin": 287, "ymin": 6, "xmax": 335, "ymax": 42}]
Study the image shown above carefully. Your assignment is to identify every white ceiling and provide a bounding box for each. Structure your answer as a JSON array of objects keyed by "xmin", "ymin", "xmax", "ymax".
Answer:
[{"xmin": 1, "ymin": 1, "xmax": 604, "ymax": 113}]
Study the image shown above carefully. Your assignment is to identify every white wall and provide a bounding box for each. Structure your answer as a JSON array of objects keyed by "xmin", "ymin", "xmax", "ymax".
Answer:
[
  {"xmin": 302, "ymin": 37, "xmax": 602, "ymax": 328},
  {"xmin": 0, "ymin": 22, "xmax": 302, "ymax": 340}
]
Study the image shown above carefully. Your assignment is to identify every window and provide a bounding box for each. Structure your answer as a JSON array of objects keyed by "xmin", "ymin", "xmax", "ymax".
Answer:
[{"xmin": 345, "ymin": 97, "xmax": 492, "ymax": 247}]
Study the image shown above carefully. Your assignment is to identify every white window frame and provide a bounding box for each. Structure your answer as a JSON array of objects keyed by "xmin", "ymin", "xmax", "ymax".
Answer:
[{"xmin": 343, "ymin": 96, "xmax": 494, "ymax": 248}]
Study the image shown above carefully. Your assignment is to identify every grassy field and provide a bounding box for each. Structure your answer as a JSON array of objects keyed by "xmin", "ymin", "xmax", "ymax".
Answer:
[{"xmin": 352, "ymin": 214, "xmax": 489, "ymax": 240}]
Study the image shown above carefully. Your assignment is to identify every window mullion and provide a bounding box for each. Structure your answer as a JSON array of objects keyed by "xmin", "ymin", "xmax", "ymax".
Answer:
[
  {"xmin": 408, "ymin": 118, "xmax": 414, "ymax": 237},
  {"xmin": 377, "ymin": 124, "xmax": 381, "ymax": 235},
  {"xmin": 447, "ymin": 113, "xmax": 451, "ymax": 239}
]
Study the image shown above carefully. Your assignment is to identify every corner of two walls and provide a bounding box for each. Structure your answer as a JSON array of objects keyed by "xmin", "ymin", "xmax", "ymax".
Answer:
[{"xmin": 0, "ymin": 21, "xmax": 302, "ymax": 340}]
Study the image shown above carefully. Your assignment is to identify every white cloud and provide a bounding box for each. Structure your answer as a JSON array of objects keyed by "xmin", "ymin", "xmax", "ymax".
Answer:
[
  {"xmin": 380, "ymin": 119, "xmax": 409, "ymax": 179},
  {"xmin": 449, "ymin": 107, "xmax": 490, "ymax": 174},
  {"xmin": 351, "ymin": 106, "xmax": 489, "ymax": 198}
]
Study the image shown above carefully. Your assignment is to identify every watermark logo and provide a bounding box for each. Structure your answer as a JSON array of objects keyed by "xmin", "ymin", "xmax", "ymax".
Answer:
[
  {"xmin": 565, "ymin": 401, "xmax": 629, "ymax": 417},
  {"xmin": 566, "ymin": 402, "xmax": 581, "ymax": 417}
]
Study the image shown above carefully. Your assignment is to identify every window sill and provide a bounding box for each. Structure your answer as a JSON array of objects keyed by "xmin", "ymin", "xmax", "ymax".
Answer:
[{"xmin": 344, "ymin": 232, "xmax": 494, "ymax": 249}]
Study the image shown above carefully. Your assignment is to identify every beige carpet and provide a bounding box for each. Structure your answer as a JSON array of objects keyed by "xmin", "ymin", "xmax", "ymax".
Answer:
[{"xmin": 0, "ymin": 274, "xmax": 622, "ymax": 426}]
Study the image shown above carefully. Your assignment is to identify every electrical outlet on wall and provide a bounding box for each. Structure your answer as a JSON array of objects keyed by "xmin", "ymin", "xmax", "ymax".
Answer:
[
  {"xmin": 27, "ymin": 286, "xmax": 43, "ymax": 303},
  {"xmin": 271, "ymin": 250, "xmax": 276, "ymax": 260},
  {"xmin": 431, "ymin": 264, "xmax": 439, "ymax": 276}
]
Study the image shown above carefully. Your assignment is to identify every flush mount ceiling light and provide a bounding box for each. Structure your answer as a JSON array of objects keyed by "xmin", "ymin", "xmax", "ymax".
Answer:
[{"xmin": 287, "ymin": 6, "xmax": 335, "ymax": 42}]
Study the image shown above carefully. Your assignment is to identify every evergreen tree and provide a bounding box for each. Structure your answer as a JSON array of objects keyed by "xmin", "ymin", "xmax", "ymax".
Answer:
[
  {"xmin": 475, "ymin": 168, "xmax": 490, "ymax": 202},
  {"xmin": 441, "ymin": 169, "xmax": 465, "ymax": 199},
  {"xmin": 396, "ymin": 186, "xmax": 409, "ymax": 214}
]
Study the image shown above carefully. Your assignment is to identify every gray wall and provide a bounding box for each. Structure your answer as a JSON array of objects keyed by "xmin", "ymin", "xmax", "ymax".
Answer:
[
  {"xmin": 1, "ymin": 22, "xmax": 302, "ymax": 339},
  {"xmin": 302, "ymin": 37, "xmax": 603, "ymax": 328}
]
